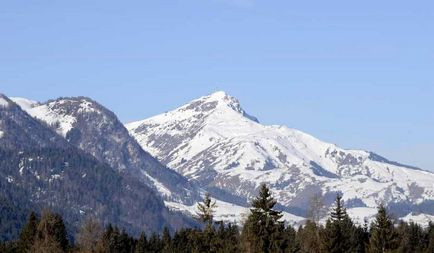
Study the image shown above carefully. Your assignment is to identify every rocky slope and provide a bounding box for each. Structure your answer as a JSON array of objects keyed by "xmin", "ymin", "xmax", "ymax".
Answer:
[
  {"xmin": 12, "ymin": 96, "xmax": 200, "ymax": 205},
  {"xmin": 0, "ymin": 94, "xmax": 194, "ymax": 240}
]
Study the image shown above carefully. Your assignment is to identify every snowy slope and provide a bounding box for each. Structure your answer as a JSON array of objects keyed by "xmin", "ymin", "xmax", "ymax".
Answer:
[
  {"xmin": 12, "ymin": 96, "xmax": 200, "ymax": 205},
  {"xmin": 126, "ymin": 91, "xmax": 434, "ymax": 224}
]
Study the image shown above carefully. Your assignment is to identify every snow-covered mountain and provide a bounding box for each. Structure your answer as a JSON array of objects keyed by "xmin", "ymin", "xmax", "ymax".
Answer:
[
  {"xmin": 126, "ymin": 91, "xmax": 434, "ymax": 224},
  {"xmin": 12, "ymin": 96, "xmax": 200, "ymax": 205},
  {"xmin": 0, "ymin": 93, "xmax": 195, "ymax": 239}
]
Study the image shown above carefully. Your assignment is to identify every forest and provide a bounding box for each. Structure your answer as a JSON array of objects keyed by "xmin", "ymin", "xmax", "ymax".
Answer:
[{"xmin": 1, "ymin": 184, "xmax": 434, "ymax": 253}]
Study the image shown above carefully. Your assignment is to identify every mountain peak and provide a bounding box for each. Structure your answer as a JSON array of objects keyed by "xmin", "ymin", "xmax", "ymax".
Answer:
[{"xmin": 191, "ymin": 91, "xmax": 259, "ymax": 123}]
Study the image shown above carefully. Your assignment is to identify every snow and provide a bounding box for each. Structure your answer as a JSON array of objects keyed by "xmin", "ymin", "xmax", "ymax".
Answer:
[
  {"xmin": 11, "ymin": 97, "xmax": 38, "ymax": 111},
  {"xmin": 165, "ymin": 197, "xmax": 305, "ymax": 226},
  {"xmin": 143, "ymin": 171, "xmax": 172, "ymax": 197},
  {"xmin": 401, "ymin": 213, "xmax": 434, "ymax": 226},
  {"xmin": 6, "ymin": 176, "xmax": 14, "ymax": 183},
  {"xmin": 12, "ymin": 98, "xmax": 79, "ymax": 137},
  {"xmin": 127, "ymin": 91, "xmax": 434, "ymax": 223},
  {"xmin": 0, "ymin": 96, "xmax": 9, "ymax": 107}
]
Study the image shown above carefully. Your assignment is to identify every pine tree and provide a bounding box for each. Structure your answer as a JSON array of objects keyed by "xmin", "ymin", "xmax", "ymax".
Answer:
[
  {"xmin": 368, "ymin": 204, "xmax": 397, "ymax": 253},
  {"xmin": 297, "ymin": 220, "xmax": 323, "ymax": 253},
  {"xmin": 283, "ymin": 225, "xmax": 300, "ymax": 253},
  {"xmin": 148, "ymin": 232, "xmax": 162, "ymax": 252},
  {"xmin": 241, "ymin": 184, "xmax": 284, "ymax": 253},
  {"xmin": 323, "ymin": 194, "xmax": 356, "ymax": 253},
  {"xmin": 396, "ymin": 221, "xmax": 425, "ymax": 253},
  {"xmin": 196, "ymin": 193, "xmax": 217, "ymax": 227},
  {"xmin": 162, "ymin": 226, "xmax": 172, "ymax": 253},
  {"xmin": 17, "ymin": 211, "xmax": 39, "ymax": 253},
  {"xmin": 426, "ymin": 222, "xmax": 434, "ymax": 253},
  {"xmin": 135, "ymin": 232, "xmax": 148, "ymax": 253}
]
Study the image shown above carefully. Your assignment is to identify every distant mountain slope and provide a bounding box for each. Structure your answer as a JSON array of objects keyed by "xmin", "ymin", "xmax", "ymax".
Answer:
[
  {"xmin": 0, "ymin": 94, "xmax": 193, "ymax": 240},
  {"xmin": 12, "ymin": 96, "xmax": 200, "ymax": 205},
  {"xmin": 126, "ymin": 91, "xmax": 434, "ymax": 223}
]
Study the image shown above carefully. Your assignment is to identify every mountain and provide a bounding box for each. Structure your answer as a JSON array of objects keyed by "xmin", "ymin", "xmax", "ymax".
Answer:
[
  {"xmin": 12, "ymin": 96, "xmax": 200, "ymax": 205},
  {"xmin": 126, "ymin": 91, "xmax": 434, "ymax": 224},
  {"xmin": 0, "ymin": 94, "xmax": 193, "ymax": 240}
]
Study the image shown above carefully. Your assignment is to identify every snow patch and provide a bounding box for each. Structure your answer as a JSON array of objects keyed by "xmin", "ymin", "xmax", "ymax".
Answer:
[{"xmin": 0, "ymin": 97, "xmax": 9, "ymax": 107}]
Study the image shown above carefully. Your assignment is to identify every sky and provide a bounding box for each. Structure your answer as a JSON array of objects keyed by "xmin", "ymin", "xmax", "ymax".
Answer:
[{"xmin": 1, "ymin": 1, "xmax": 433, "ymax": 171}]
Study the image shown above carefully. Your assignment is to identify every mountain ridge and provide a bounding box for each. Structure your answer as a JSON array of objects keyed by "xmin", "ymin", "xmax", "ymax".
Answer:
[{"xmin": 126, "ymin": 91, "xmax": 434, "ymax": 224}]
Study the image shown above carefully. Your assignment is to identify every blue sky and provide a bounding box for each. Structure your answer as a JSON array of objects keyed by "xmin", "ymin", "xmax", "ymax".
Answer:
[{"xmin": 1, "ymin": 1, "xmax": 433, "ymax": 170}]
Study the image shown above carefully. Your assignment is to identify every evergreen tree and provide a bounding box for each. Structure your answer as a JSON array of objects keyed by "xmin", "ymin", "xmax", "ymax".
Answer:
[
  {"xmin": 323, "ymin": 194, "xmax": 357, "ymax": 253},
  {"xmin": 135, "ymin": 232, "xmax": 148, "ymax": 253},
  {"xmin": 196, "ymin": 193, "xmax": 217, "ymax": 227},
  {"xmin": 148, "ymin": 232, "xmax": 163, "ymax": 253},
  {"xmin": 241, "ymin": 184, "xmax": 284, "ymax": 253},
  {"xmin": 368, "ymin": 204, "xmax": 397, "ymax": 253},
  {"xmin": 282, "ymin": 225, "xmax": 300, "ymax": 253},
  {"xmin": 396, "ymin": 221, "xmax": 425, "ymax": 253},
  {"xmin": 17, "ymin": 211, "xmax": 39, "ymax": 253},
  {"xmin": 297, "ymin": 220, "xmax": 323, "ymax": 253},
  {"xmin": 161, "ymin": 226, "xmax": 172, "ymax": 253},
  {"xmin": 425, "ymin": 222, "xmax": 434, "ymax": 253}
]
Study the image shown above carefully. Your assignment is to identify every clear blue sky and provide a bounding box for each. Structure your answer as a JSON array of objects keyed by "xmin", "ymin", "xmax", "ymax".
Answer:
[{"xmin": 1, "ymin": 1, "xmax": 433, "ymax": 170}]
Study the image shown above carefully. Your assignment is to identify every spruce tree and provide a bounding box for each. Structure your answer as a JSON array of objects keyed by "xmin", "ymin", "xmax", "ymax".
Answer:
[
  {"xmin": 323, "ymin": 193, "xmax": 356, "ymax": 253},
  {"xmin": 162, "ymin": 226, "xmax": 172, "ymax": 253},
  {"xmin": 426, "ymin": 222, "xmax": 434, "ymax": 253},
  {"xmin": 196, "ymin": 193, "xmax": 217, "ymax": 227},
  {"xmin": 368, "ymin": 204, "xmax": 397, "ymax": 253},
  {"xmin": 17, "ymin": 211, "xmax": 39, "ymax": 253},
  {"xmin": 241, "ymin": 184, "xmax": 284, "ymax": 253},
  {"xmin": 135, "ymin": 232, "xmax": 148, "ymax": 253},
  {"xmin": 297, "ymin": 220, "xmax": 323, "ymax": 253}
]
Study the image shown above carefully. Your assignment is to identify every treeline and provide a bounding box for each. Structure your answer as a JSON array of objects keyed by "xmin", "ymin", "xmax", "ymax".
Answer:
[{"xmin": 1, "ymin": 184, "xmax": 434, "ymax": 253}]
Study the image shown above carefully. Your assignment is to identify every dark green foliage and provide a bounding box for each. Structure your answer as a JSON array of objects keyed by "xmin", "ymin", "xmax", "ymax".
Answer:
[
  {"xmin": 0, "ymin": 146, "xmax": 191, "ymax": 240},
  {"xmin": 2, "ymin": 185, "xmax": 434, "ymax": 253},
  {"xmin": 368, "ymin": 204, "xmax": 398, "ymax": 253},
  {"xmin": 135, "ymin": 232, "xmax": 148, "ymax": 253},
  {"xmin": 396, "ymin": 221, "xmax": 427, "ymax": 253},
  {"xmin": 17, "ymin": 211, "xmax": 39, "ymax": 252},
  {"xmin": 322, "ymin": 194, "xmax": 357, "ymax": 253},
  {"xmin": 195, "ymin": 193, "xmax": 217, "ymax": 227},
  {"xmin": 241, "ymin": 184, "xmax": 284, "ymax": 253}
]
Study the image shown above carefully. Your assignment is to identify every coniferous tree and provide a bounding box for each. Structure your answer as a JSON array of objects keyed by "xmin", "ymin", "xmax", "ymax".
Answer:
[
  {"xmin": 282, "ymin": 225, "xmax": 300, "ymax": 253},
  {"xmin": 135, "ymin": 232, "xmax": 148, "ymax": 253},
  {"xmin": 17, "ymin": 211, "xmax": 39, "ymax": 253},
  {"xmin": 297, "ymin": 220, "xmax": 323, "ymax": 253},
  {"xmin": 196, "ymin": 193, "xmax": 217, "ymax": 227},
  {"xmin": 396, "ymin": 221, "xmax": 425, "ymax": 253},
  {"xmin": 426, "ymin": 222, "xmax": 434, "ymax": 253},
  {"xmin": 242, "ymin": 184, "xmax": 284, "ymax": 253},
  {"xmin": 161, "ymin": 226, "xmax": 172, "ymax": 253},
  {"xmin": 368, "ymin": 204, "xmax": 397, "ymax": 253},
  {"xmin": 148, "ymin": 232, "xmax": 163, "ymax": 253},
  {"xmin": 323, "ymin": 194, "xmax": 357, "ymax": 253}
]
